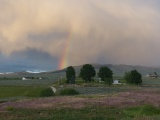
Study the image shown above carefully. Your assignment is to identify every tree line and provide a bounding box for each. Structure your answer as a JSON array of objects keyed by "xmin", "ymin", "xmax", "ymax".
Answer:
[{"xmin": 66, "ymin": 64, "xmax": 142, "ymax": 86}]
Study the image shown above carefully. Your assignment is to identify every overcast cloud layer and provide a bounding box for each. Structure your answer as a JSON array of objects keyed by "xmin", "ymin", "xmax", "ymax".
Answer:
[{"xmin": 0, "ymin": 0, "xmax": 160, "ymax": 71}]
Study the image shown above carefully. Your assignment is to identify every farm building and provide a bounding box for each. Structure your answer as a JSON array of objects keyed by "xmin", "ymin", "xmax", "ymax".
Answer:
[
  {"xmin": 113, "ymin": 80, "xmax": 121, "ymax": 84},
  {"xmin": 22, "ymin": 77, "xmax": 42, "ymax": 80},
  {"xmin": 96, "ymin": 78, "xmax": 121, "ymax": 84},
  {"xmin": 22, "ymin": 77, "xmax": 27, "ymax": 80},
  {"xmin": 22, "ymin": 77, "xmax": 32, "ymax": 80},
  {"xmin": 146, "ymin": 72, "xmax": 159, "ymax": 78}
]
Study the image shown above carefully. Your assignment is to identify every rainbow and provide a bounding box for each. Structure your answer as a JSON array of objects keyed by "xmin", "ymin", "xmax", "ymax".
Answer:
[{"xmin": 58, "ymin": 32, "xmax": 72, "ymax": 70}]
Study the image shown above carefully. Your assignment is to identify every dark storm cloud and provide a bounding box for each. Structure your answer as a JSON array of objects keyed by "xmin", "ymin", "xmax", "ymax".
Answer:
[
  {"xmin": 11, "ymin": 49, "xmax": 59, "ymax": 69},
  {"xmin": 0, "ymin": 49, "xmax": 58, "ymax": 72},
  {"xmin": 0, "ymin": 0, "xmax": 160, "ymax": 69}
]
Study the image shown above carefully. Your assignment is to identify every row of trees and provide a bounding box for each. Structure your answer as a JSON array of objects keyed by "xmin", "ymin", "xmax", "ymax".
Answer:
[
  {"xmin": 66, "ymin": 64, "xmax": 113, "ymax": 85},
  {"xmin": 66, "ymin": 64, "xmax": 142, "ymax": 86}
]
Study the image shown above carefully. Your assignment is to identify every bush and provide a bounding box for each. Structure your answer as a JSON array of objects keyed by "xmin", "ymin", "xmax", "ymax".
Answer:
[
  {"xmin": 59, "ymin": 88, "xmax": 79, "ymax": 96},
  {"xmin": 104, "ymin": 78, "xmax": 113, "ymax": 86},
  {"xmin": 66, "ymin": 79, "xmax": 70, "ymax": 84},
  {"xmin": 6, "ymin": 106, "xmax": 15, "ymax": 111},
  {"xmin": 39, "ymin": 87, "xmax": 54, "ymax": 97}
]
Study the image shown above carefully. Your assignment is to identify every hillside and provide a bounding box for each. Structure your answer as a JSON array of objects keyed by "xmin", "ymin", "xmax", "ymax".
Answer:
[
  {"xmin": 1, "ymin": 64, "xmax": 160, "ymax": 78},
  {"xmin": 59, "ymin": 64, "xmax": 160, "ymax": 76}
]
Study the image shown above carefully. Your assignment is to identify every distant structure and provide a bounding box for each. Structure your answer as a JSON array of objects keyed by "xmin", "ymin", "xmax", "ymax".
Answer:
[
  {"xmin": 96, "ymin": 78, "xmax": 121, "ymax": 84},
  {"xmin": 22, "ymin": 77, "xmax": 42, "ymax": 80},
  {"xmin": 22, "ymin": 77, "xmax": 28, "ymax": 80},
  {"xmin": 22, "ymin": 77, "xmax": 33, "ymax": 80},
  {"xmin": 113, "ymin": 80, "xmax": 121, "ymax": 84},
  {"xmin": 146, "ymin": 72, "xmax": 159, "ymax": 78}
]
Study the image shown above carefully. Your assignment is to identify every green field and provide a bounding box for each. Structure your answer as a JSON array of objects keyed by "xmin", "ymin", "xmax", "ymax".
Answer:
[
  {"xmin": 0, "ymin": 86, "xmax": 47, "ymax": 102},
  {"xmin": 0, "ymin": 77, "xmax": 160, "ymax": 100},
  {"xmin": 0, "ymin": 79, "xmax": 56, "ymax": 86},
  {"xmin": 1, "ymin": 76, "xmax": 160, "ymax": 120},
  {"xmin": 1, "ymin": 104, "xmax": 160, "ymax": 120}
]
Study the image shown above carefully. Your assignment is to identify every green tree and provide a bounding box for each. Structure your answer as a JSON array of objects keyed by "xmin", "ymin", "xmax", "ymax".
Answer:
[
  {"xmin": 98, "ymin": 67, "xmax": 113, "ymax": 86},
  {"xmin": 124, "ymin": 70, "xmax": 142, "ymax": 85},
  {"xmin": 98, "ymin": 67, "xmax": 113, "ymax": 80},
  {"xmin": 124, "ymin": 72, "xmax": 132, "ymax": 83},
  {"xmin": 80, "ymin": 64, "xmax": 96, "ymax": 82},
  {"xmin": 66, "ymin": 66, "xmax": 76, "ymax": 84}
]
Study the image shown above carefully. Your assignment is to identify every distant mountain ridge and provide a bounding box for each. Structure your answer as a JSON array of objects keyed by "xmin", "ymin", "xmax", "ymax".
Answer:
[
  {"xmin": 53, "ymin": 64, "xmax": 160, "ymax": 76},
  {"xmin": 1, "ymin": 64, "xmax": 160, "ymax": 77}
]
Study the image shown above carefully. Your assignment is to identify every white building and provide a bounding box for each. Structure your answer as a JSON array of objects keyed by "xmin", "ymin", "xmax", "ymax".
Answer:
[
  {"xmin": 113, "ymin": 80, "xmax": 121, "ymax": 84},
  {"xmin": 22, "ymin": 77, "xmax": 27, "ymax": 80}
]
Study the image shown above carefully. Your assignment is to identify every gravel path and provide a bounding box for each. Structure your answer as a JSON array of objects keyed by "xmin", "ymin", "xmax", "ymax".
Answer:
[{"xmin": 50, "ymin": 86, "xmax": 57, "ymax": 93}]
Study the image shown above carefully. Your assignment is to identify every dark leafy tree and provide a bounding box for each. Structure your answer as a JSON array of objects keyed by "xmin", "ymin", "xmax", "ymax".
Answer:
[
  {"xmin": 131, "ymin": 70, "xmax": 142, "ymax": 85},
  {"xmin": 98, "ymin": 67, "xmax": 113, "ymax": 86},
  {"xmin": 80, "ymin": 64, "xmax": 96, "ymax": 82},
  {"xmin": 124, "ymin": 70, "xmax": 142, "ymax": 85},
  {"xmin": 98, "ymin": 67, "xmax": 113, "ymax": 80},
  {"xmin": 66, "ymin": 66, "xmax": 76, "ymax": 84}
]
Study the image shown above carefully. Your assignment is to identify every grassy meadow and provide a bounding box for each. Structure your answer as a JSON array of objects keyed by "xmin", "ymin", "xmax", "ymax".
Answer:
[
  {"xmin": 0, "ymin": 86, "xmax": 47, "ymax": 101},
  {"xmin": 1, "ymin": 105, "xmax": 160, "ymax": 120},
  {"xmin": 1, "ymin": 75, "xmax": 160, "ymax": 120}
]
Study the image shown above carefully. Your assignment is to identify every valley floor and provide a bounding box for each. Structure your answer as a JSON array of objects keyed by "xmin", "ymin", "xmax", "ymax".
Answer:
[{"xmin": 0, "ymin": 88, "xmax": 160, "ymax": 120}]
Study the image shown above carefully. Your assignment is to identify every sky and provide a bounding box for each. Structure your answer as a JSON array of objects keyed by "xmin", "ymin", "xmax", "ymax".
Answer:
[{"xmin": 0, "ymin": 0, "xmax": 160, "ymax": 72}]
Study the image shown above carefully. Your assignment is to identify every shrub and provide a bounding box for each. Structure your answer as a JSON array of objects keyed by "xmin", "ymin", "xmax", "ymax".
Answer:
[
  {"xmin": 59, "ymin": 88, "xmax": 79, "ymax": 95},
  {"xmin": 66, "ymin": 79, "xmax": 70, "ymax": 84},
  {"xmin": 39, "ymin": 87, "xmax": 54, "ymax": 97},
  {"xmin": 6, "ymin": 106, "xmax": 15, "ymax": 111},
  {"xmin": 104, "ymin": 78, "xmax": 113, "ymax": 86}
]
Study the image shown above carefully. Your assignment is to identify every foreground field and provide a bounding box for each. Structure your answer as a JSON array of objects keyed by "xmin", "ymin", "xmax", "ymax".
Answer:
[
  {"xmin": 1, "ymin": 105, "xmax": 160, "ymax": 120},
  {"xmin": 0, "ymin": 77, "xmax": 160, "ymax": 119},
  {"xmin": 0, "ymin": 89, "xmax": 160, "ymax": 120}
]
